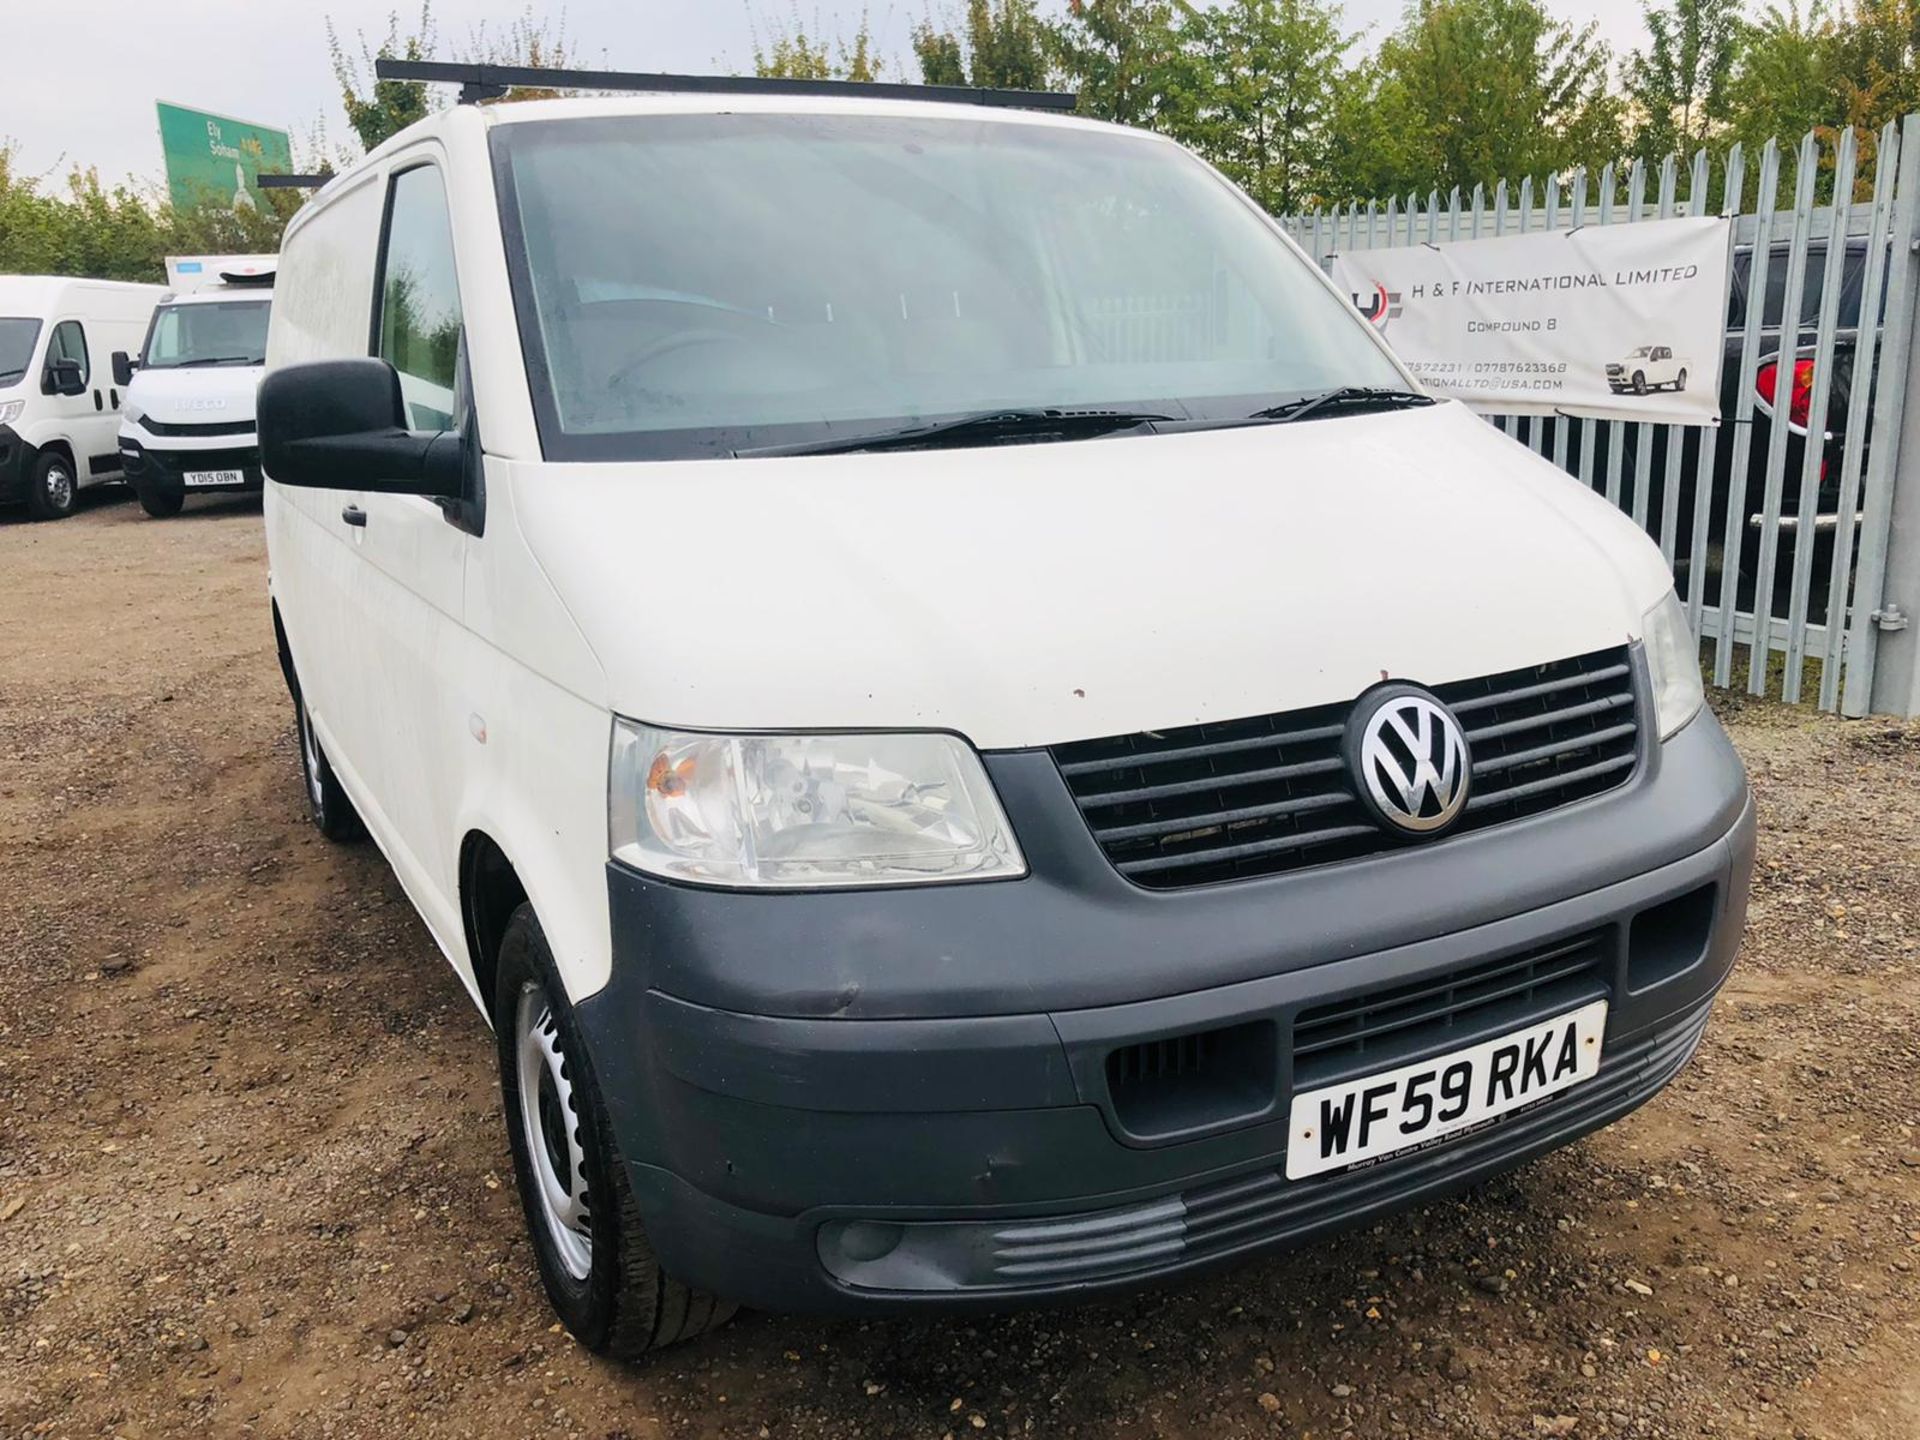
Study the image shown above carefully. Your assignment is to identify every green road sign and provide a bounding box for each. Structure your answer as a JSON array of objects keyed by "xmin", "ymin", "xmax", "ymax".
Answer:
[{"xmin": 156, "ymin": 101, "xmax": 293, "ymax": 213}]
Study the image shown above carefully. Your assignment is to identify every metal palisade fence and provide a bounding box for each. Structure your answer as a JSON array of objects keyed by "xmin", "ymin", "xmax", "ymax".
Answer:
[{"xmin": 1279, "ymin": 118, "xmax": 1920, "ymax": 719}]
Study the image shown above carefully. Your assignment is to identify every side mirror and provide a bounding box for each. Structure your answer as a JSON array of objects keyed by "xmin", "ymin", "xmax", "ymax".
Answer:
[
  {"xmin": 259, "ymin": 358, "xmax": 463, "ymax": 496},
  {"xmin": 112, "ymin": 351, "xmax": 136, "ymax": 388},
  {"xmin": 44, "ymin": 358, "xmax": 85, "ymax": 397}
]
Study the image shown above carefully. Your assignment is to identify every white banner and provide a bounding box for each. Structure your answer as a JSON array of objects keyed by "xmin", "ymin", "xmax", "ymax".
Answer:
[{"xmin": 1329, "ymin": 215, "xmax": 1733, "ymax": 424}]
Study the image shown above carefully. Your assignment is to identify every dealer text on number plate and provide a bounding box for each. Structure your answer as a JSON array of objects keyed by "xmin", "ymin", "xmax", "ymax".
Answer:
[
  {"xmin": 1285, "ymin": 999, "xmax": 1608, "ymax": 1180},
  {"xmin": 184, "ymin": 469, "xmax": 244, "ymax": 488}
]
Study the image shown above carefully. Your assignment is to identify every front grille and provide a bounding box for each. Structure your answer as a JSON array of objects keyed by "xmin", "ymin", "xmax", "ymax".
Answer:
[
  {"xmin": 1052, "ymin": 647, "xmax": 1640, "ymax": 890},
  {"xmin": 1292, "ymin": 932, "xmax": 1609, "ymax": 1089},
  {"xmin": 138, "ymin": 416, "xmax": 255, "ymax": 438}
]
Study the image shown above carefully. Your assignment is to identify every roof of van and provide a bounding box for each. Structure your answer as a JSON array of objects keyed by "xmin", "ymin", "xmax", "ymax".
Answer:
[
  {"xmin": 0, "ymin": 275, "xmax": 169, "ymax": 313},
  {"xmin": 336, "ymin": 90, "xmax": 1151, "ymax": 170},
  {"xmin": 474, "ymin": 90, "xmax": 1146, "ymax": 136}
]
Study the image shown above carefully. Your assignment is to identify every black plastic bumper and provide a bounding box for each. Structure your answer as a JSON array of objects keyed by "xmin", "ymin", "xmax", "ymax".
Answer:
[
  {"xmin": 574, "ymin": 710, "xmax": 1754, "ymax": 1314},
  {"xmin": 0, "ymin": 424, "xmax": 33, "ymax": 504},
  {"xmin": 119, "ymin": 436, "xmax": 262, "ymax": 492}
]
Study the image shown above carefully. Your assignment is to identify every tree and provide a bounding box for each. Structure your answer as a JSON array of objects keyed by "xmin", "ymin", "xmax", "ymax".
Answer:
[
  {"xmin": 750, "ymin": 4, "xmax": 884, "ymax": 80},
  {"xmin": 1624, "ymin": 0, "xmax": 1746, "ymax": 159},
  {"xmin": 1822, "ymin": 0, "xmax": 1920, "ymax": 129},
  {"xmin": 912, "ymin": 1, "xmax": 1052, "ymax": 89},
  {"xmin": 1047, "ymin": 0, "xmax": 1190, "ymax": 127},
  {"xmin": 1173, "ymin": 0, "xmax": 1352, "ymax": 212},
  {"xmin": 1326, "ymin": 0, "xmax": 1625, "ymax": 199},
  {"xmin": 0, "ymin": 142, "xmax": 304, "ymax": 283},
  {"xmin": 329, "ymin": 3, "xmax": 436, "ymax": 153},
  {"xmin": 1722, "ymin": 1, "xmax": 1843, "ymax": 148},
  {"xmin": 329, "ymin": 2, "xmax": 584, "ymax": 154}
]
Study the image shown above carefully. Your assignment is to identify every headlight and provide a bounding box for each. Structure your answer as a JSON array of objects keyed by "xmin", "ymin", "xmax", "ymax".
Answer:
[
  {"xmin": 122, "ymin": 403, "xmax": 144, "ymax": 425},
  {"xmin": 609, "ymin": 720, "xmax": 1026, "ymax": 889},
  {"xmin": 0, "ymin": 398, "xmax": 22, "ymax": 426},
  {"xmin": 1643, "ymin": 590, "xmax": 1705, "ymax": 739}
]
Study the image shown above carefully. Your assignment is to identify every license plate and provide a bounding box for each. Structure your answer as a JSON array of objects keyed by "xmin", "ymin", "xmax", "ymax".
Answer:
[
  {"xmin": 1285, "ymin": 999, "xmax": 1607, "ymax": 1180},
  {"xmin": 184, "ymin": 469, "xmax": 245, "ymax": 488}
]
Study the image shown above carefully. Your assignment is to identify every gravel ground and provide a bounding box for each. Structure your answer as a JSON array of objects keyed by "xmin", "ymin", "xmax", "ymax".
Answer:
[{"xmin": 1, "ymin": 495, "xmax": 1916, "ymax": 1440}]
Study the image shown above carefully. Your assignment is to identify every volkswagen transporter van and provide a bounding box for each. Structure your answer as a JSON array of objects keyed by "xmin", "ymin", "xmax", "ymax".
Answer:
[
  {"xmin": 257, "ymin": 66, "xmax": 1755, "ymax": 1358},
  {"xmin": 0, "ymin": 276, "xmax": 164, "ymax": 519},
  {"xmin": 117, "ymin": 259, "xmax": 275, "ymax": 517}
]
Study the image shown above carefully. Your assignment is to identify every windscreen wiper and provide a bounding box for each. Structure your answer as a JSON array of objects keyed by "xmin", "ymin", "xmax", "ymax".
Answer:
[
  {"xmin": 1249, "ymin": 386, "xmax": 1436, "ymax": 423},
  {"xmin": 735, "ymin": 407, "xmax": 1181, "ymax": 459},
  {"xmin": 175, "ymin": 355, "xmax": 260, "ymax": 368}
]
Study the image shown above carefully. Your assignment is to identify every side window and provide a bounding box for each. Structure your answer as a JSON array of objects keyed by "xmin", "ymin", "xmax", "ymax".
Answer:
[
  {"xmin": 49, "ymin": 320, "xmax": 90, "ymax": 386},
  {"xmin": 376, "ymin": 164, "xmax": 463, "ymax": 432}
]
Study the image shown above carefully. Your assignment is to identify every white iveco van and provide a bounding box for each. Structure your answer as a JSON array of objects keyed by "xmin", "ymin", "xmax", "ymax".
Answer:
[
  {"xmin": 0, "ymin": 276, "xmax": 163, "ymax": 519},
  {"xmin": 259, "ymin": 68, "xmax": 1754, "ymax": 1358},
  {"xmin": 116, "ymin": 257, "xmax": 275, "ymax": 517}
]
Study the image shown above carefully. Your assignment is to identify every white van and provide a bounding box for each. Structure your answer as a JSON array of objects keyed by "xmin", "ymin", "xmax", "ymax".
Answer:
[
  {"xmin": 116, "ymin": 261, "xmax": 275, "ymax": 518},
  {"xmin": 0, "ymin": 276, "xmax": 164, "ymax": 520},
  {"xmin": 259, "ymin": 72, "xmax": 1755, "ymax": 1358}
]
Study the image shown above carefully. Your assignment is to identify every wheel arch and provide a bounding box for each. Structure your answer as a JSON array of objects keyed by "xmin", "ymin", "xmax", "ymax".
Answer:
[
  {"xmin": 460, "ymin": 829, "xmax": 531, "ymax": 1022},
  {"xmin": 35, "ymin": 436, "xmax": 75, "ymax": 468}
]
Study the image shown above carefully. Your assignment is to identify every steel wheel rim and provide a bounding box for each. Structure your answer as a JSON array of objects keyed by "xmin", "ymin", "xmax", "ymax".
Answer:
[
  {"xmin": 45, "ymin": 463, "xmax": 72, "ymax": 511},
  {"xmin": 515, "ymin": 981, "xmax": 593, "ymax": 1280},
  {"xmin": 298, "ymin": 700, "xmax": 324, "ymax": 810}
]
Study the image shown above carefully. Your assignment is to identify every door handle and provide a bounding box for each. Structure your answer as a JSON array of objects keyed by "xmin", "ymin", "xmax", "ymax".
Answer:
[
  {"xmin": 93, "ymin": 389, "xmax": 104, "ymax": 411},
  {"xmin": 341, "ymin": 504, "xmax": 368, "ymax": 528},
  {"xmin": 109, "ymin": 388, "xmax": 119, "ymax": 407}
]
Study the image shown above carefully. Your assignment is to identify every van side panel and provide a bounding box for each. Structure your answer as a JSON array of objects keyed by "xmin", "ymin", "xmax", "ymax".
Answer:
[{"xmin": 264, "ymin": 171, "xmax": 403, "ymax": 931}]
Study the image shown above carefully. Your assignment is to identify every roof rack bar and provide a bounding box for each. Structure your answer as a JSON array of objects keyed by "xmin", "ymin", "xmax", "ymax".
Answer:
[
  {"xmin": 374, "ymin": 58, "xmax": 1079, "ymax": 113},
  {"xmin": 258, "ymin": 173, "xmax": 334, "ymax": 189}
]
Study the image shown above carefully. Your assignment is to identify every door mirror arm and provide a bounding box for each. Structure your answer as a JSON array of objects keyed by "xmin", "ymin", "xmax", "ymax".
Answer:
[
  {"xmin": 432, "ymin": 338, "xmax": 486, "ymax": 536},
  {"xmin": 431, "ymin": 417, "xmax": 487, "ymax": 536}
]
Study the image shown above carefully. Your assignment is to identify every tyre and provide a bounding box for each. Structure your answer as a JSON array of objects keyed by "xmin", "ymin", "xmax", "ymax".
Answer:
[
  {"xmin": 24, "ymin": 450, "xmax": 77, "ymax": 521},
  {"xmin": 294, "ymin": 690, "xmax": 366, "ymax": 841},
  {"xmin": 137, "ymin": 484, "xmax": 184, "ymax": 519},
  {"xmin": 1632, "ymin": 371, "xmax": 1648, "ymax": 396},
  {"xmin": 495, "ymin": 905, "xmax": 737, "ymax": 1359},
  {"xmin": 1675, "ymin": 368, "xmax": 1688, "ymax": 393}
]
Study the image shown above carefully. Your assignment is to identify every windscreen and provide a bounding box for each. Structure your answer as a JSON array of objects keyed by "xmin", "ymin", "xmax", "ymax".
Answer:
[
  {"xmin": 0, "ymin": 317, "xmax": 42, "ymax": 388},
  {"xmin": 493, "ymin": 113, "xmax": 1404, "ymax": 460},
  {"xmin": 141, "ymin": 299, "xmax": 272, "ymax": 369}
]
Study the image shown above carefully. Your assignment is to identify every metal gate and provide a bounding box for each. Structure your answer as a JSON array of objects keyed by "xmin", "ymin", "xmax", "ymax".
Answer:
[{"xmin": 1278, "ymin": 118, "xmax": 1920, "ymax": 718}]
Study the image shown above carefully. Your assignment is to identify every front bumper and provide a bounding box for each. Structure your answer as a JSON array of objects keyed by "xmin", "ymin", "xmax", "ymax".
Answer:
[
  {"xmin": 0, "ymin": 424, "xmax": 34, "ymax": 504},
  {"xmin": 118, "ymin": 436, "xmax": 262, "ymax": 493},
  {"xmin": 574, "ymin": 710, "xmax": 1755, "ymax": 1314}
]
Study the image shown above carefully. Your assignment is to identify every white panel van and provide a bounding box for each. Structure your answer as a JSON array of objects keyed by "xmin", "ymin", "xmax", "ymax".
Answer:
[
  {"xmin": 116, "ymin": 262, "xmax": 275, "ymax": 518},
  {"xmin": 0, "ymin": 277, "xmax": 164, "ymax": 519},
  {"xmin": 258, "ymin": 73, "xmax": 1754, "ymax": 1358}
]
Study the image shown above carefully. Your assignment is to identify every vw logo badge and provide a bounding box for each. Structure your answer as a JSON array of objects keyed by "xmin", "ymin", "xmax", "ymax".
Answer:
[{"xmin": 1346, "ymin": 686, "xmax": 1472, "ymax": 836}]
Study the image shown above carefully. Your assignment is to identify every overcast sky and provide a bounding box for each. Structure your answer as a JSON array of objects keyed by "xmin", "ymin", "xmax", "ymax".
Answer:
[{"xmin": 8, "ymin": 0, "xmax": 1657, "ymax": 189}]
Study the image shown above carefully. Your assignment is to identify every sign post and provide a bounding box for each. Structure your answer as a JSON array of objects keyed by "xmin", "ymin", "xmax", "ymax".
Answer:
[{"xmin": 155, "ymin": 101, "xmax": 293, "ymax": 214}]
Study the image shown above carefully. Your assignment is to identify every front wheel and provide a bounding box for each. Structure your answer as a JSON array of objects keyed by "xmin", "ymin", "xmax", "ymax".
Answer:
[
  {"xmin": 24, "ymin": 451, "xmax": 76, "ymax": 521},
  {"xmin": 495, "ymin": 906, "xmax": 736, "ymax": 1359},
  {"xmin": 1675, "ymin": 368, "xmax": 1688, "ymax": 393},
  {"xmin": 1632, "ymin": 371, "xmax": 1649, "ymax": 395},
  {"xmin": 136, "ymin": 484, "xmax": 184, "ymax": 519}
]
